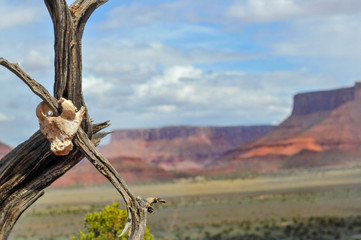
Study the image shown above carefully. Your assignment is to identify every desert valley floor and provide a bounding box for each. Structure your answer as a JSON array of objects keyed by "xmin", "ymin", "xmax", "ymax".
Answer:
[{"xmin": 9, "ymin": 166, "xmax": 361, "ymax": 240}]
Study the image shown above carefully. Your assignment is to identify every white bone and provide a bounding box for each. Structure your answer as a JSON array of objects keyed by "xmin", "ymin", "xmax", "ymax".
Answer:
[{"xmin": 36, "ymin": 98, "xmax": 85, "ymax": 156}]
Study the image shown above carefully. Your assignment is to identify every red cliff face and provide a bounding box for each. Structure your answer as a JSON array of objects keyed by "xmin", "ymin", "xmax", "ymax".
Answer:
[
  {"xmin": 0, "ymin": 142, "xmax": 11, "ymax": 159},
  {"xmin": 100, "ymin": 126, "xmax": 273, "ymax": 170},
  {"xmin": 222, "ymin": 82, "xmax": 361, "ymax": 169},
  {"xmin": 54, "ymin": 125, "xmax": 273, "ymax": 186},
  {"xmin": 53, "ymin": 156, "xmax": 171, "ymax": 187}
]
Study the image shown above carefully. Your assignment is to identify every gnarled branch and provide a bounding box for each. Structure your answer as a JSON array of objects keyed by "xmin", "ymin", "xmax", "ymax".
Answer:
[
  {"xmin": 0, "ymin": 58, "xmax": 58, "ymax": 113},
  {"xmin": 70, "ymin": 0, "xmax": 109, "ymax": 38},
  {"xmin": 74, "ymin": 128, "xmax": 163, "ymax": 238},
  {"xmin": 0, "ymin": 190, "xmax": 44, "ymax": 238}
]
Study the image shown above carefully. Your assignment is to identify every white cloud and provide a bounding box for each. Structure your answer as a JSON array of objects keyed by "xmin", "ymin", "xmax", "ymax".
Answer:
[
  {"xmin": 102, "ymin": 0, "xmax": 225, "ymax": 28},
  {"xmin": 226, "ymin": 0, "xmax": 361, "ymax": 23},
  {"xmin": 20, "ymin": 49, "xmax": 52, "ymax": 71},
  {"xmin": 272, "ymin": 15, "xmax": 361, "ymax": 58},
  {"xmin": 114, "ymin": 65, "xmax": 339, "ymax": 128},
  {"xmin": 83, "ymin": 39, "xmax": 256, "ymax": 82},
  {"xmin": 83, "ymin": 75, "xmax": 113, "ymax": 95},
  {"xmin": 0, "ymin": 113, "xmax": 11, "ymax": 122},
  {"xmin": 134, "ymin": 66, "xmax": 203, "ymax": 104},
  {"xmin": 81, "ymin": 38, "xmax": 258, "ymax": 120},
  {"xmin": 148, "ymin": 105, "xmax": 177, "ymax": 113},
  {"xmin": 0, "ymin": 1, "xmax": 43, "ymax": 29},
  {"xmin": 227, "ymin": 0, "xmax": 301, "ymax": 23}
]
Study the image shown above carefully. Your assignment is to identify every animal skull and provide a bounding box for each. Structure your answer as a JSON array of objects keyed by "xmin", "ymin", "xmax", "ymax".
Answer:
[{"xmin": 36, "ymin": 98, "xmax": 85, "ymax": 156}]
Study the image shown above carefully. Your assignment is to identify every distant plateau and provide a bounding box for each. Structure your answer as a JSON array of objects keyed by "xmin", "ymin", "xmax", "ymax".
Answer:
[{"xmin": 3, "ymin": 83, "xmax": 361, "ymax": 186}]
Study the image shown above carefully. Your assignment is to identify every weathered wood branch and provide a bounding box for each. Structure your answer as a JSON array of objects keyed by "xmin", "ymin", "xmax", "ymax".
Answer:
[
  {"xmin": 92, "ymin": 120, "xmax": 111, "ymax": 134},
  {"xmin": 91, "ymin": 120, "xmax": 111, "ymax": 145},
  {"xmin": 0, "ymin": 58, "xmax": 58, "ymax": 113},
  {"xmin": 70, "ymin": 0, "xmax": 109, "ymax": 38},
  {"xmin": 0, "ymin": 190, "xmax": 44, "ymax": 239},
  {"xmin": 75, "ymin": 129, "xmax": 136, "ymax": 201},
  {"xmin": 0, "ymin": 130, "xmax": 85, "ymax": 239},
  {"xmin": 44, "ymin": 0, "xmax": 72, "ymax": 99},
  {"xmin": 74, "ymin": 129, "xmax": 157, "ymax": 238}
]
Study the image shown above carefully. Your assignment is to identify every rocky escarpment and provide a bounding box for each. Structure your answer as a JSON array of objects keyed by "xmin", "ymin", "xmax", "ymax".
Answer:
[
  {"xmin": 110, "ymin": 126, "xmax": 272, "ymax": 143},
  {"xmin": 101, "ymin": 125, "xmax": 273, "ymax": 170},
  {"xmin": 222, "ymin": 82, "xmax": 361, "ymax": 168},
  {"xmin": 292, "ymin": 86, "xmax": 355, "ymax": 115},
  {"xmin": 54, "ymin": 125, "xmax": 273, "ymax": 186}
]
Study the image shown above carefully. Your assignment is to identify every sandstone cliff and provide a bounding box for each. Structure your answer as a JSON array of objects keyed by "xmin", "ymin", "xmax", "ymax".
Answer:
[
  {"xmin": 101, "ymin": 126, "xmax": 273, "ymax": 170},
  {"xmin": 54, "ymin": 125, "xmax": 272, "ymax": 186},
  {"xmin": 222, "ymin": 82, "xmax": 361, "ymax": 169},
  {"xmin": 292, "ymin": 86, "xmax": 354, "ymax": 115}
]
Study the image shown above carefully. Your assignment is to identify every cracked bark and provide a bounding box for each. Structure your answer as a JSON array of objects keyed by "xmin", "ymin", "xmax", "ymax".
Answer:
[{"xmin": 0, "ymin": 1, "xmax": 160, "ymax": 239}]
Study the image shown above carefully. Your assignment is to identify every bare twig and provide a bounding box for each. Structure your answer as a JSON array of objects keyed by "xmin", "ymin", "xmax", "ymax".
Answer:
[
  {"xmin": 92, "ymin": 120, "xmax": 111, "ymax": 134},
  {"xmin": 74, "ymin": 128, "xmax": 136, "ymax": 202},
  {"xmin": 0, "ymin": 58, "xmax": 59, "ymax": 112}
]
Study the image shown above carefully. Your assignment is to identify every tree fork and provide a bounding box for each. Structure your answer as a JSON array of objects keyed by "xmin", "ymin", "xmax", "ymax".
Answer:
[{"xmin": 0, "ymin": 1, "xmax": 161, "ymax": 239}]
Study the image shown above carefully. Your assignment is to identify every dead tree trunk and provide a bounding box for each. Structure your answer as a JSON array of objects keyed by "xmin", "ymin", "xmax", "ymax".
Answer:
[{"xmin": 0, "ymin": 1, "xmax": 162, "ymax": 239}]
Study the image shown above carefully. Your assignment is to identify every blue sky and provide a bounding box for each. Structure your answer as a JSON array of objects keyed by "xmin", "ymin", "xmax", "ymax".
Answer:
[{"xmin": 1, "ymin": 0, "xmax": 361, "ymax": 146}]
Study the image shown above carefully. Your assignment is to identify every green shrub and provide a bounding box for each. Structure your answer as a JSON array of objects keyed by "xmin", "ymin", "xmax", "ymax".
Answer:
[{"xmin": 72, "ymin": 202, "xmax": 153, "ymax": 240}]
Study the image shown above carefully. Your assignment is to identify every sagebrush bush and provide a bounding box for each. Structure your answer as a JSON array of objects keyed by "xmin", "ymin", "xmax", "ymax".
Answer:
[{"xmin": 72, "ymin": 202, "xmax": 153, "ymax": 240}]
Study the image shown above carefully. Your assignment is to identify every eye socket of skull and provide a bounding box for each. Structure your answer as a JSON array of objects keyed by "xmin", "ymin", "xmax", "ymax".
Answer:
[{"xmin": 36, "ymin": 102, "xmax": 53, "ymax": 121}]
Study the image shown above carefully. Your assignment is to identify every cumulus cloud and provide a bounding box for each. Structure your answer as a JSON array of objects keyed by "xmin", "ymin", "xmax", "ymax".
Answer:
[
  {"xmin": 0, "ymin": 113, "xmax": 12, "ymax": 122},
  {"xmin": 102, "ymin": 0, "xmax": 225, "ymax": 28},
  {"xmin": 226, "ymin": 0, "xmax": 361, "ymax": 23},
  {"xmin": 134, "ymin": 66, "xmax": 203, "ymax": 104},
  {"xmin": 272, "ymin": 16, "xmax": 361, "ymax": 58},
  {"xmin": 84, "ymin": 65, "xmax": 341, "ymax": 132},
  {"xmin": 0, "ymin": 0, "xmax": 43, "ymax": 29},
  {"xmin": 20, "ymin": 49, "xmax": 52, "ymax": 71},
  {"xmin": 83, "ymin": 75, "xmax": 113, "ymax": 95},
  {"xmin": 82, "ymin": 39, "xmax": 257, "ymax": 88},
  {"xmin": 259, "ymin": 9, "xmax": 361, "ymax": 79},
  {"xmin": 148, "ymin": 105, "xmax": 177, "ymax": 113},
  {"xmin": 84, "ymin": 40, "xmax": 252, "ymax": 68}
]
